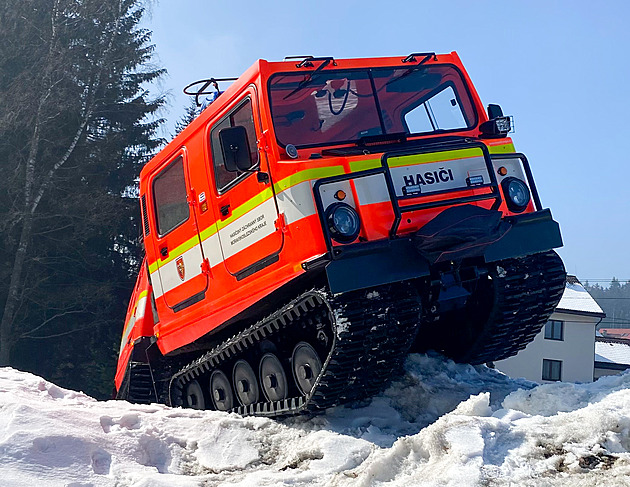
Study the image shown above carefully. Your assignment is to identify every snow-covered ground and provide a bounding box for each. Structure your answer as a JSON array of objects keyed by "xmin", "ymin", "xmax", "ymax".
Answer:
[{"xmin": 2, "ymin": 354, "xmax": 630, "ymax": 486}]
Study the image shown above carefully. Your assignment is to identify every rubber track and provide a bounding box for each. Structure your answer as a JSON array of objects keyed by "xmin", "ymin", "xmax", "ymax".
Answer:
[
  {"xmin": 458, "ymin": 250, "xmax": 566, "ymax": 364},
  {"xmin": 168, "ymin": 283, "xmax": 421, "ymax": 417},
  {"xmin": 124, "ymin": 363, "xmax": 156, "ymax": 404}
]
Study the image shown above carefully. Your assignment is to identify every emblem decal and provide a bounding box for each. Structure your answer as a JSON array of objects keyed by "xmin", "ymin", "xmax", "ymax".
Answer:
[{"xmin": 176, "ymin": 257, "xmax": 185, "ymax": 281}]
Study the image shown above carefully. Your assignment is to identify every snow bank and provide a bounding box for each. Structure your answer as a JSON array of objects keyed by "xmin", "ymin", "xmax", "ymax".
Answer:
[{"xmin": 2, "ymin": 354, "xmax": 630, "ymax": 486}]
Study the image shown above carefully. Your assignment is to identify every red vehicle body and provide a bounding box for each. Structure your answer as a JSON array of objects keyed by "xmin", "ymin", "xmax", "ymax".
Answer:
[{"xmin": 115, "ymin": 53, "xmax": 565, "ymax": 415}]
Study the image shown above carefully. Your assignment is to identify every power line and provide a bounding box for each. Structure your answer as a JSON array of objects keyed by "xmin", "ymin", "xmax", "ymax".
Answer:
[
  {"xmin": 565, "ymin": 297, "xmax": 630, "ymax": 300},
  {"xmin": 581, "ymin": 279, "xmax": 630, "ymax": 283}
]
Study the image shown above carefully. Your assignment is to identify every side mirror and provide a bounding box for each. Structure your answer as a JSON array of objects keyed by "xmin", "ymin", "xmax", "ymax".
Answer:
[
  {"xmin": 219, "ymin": 126, "xmax": 253, "ymax": 172},
  {"xmin": 479, "ymin": 103, "xmax": 512, "ymax": 138},
  {"xmin": 487, "ymin": 104, "xmax": 504, "ymax": 119}
]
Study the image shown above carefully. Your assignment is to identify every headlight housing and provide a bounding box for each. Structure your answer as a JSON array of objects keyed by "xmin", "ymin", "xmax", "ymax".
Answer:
[
  {"xmin": 325, "ymin": 203, "xmax": 361, "ymax": 243},
  {"xmin": 501, "ymin": 177, "xmax": 531, "ymax": 213}
]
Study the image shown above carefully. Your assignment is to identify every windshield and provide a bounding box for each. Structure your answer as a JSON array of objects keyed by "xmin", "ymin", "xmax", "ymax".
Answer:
[{"xmin": 268, "ymin": 64, "xmax": 478, "ymax": 148}]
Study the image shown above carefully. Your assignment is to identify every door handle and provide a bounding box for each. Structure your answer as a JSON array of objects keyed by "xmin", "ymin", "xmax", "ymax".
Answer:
[
  {"xmin": 160, "ymin": 246, "xmax": 169, "ymax": 259},
  {"xmin": 220, "ymin": 204, "xmax": 231, "ymax": 217}
]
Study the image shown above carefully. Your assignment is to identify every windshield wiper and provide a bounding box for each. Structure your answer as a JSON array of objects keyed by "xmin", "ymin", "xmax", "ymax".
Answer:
[
  {"xmin": 385, "ymin": 52, "xmax": 438, "ymax": 88},
  {"xmin": 283, "ymin": 57, "xmax": 336, "ymax": 100}
]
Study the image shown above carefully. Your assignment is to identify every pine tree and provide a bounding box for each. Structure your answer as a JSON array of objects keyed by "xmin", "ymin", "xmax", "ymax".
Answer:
[
  {"xmin": 0, "ymin": 0, "xmax": 165, "ymax": 397},
  {"xmin": 174, "ymin": 98, "xmax": 200, "ymax": 135},
  {"xmin": 585, "ymin": 279, "xmax": 630, "ymax": 331}
]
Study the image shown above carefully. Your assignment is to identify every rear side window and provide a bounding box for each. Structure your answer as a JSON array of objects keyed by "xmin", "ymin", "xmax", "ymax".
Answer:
[
  {"xmin": 153, "ymin": 156, "xmax": 189, "ymax": 235},
  {"xmin": 403, "ymin": 85, "xmax": 468, "ymax": 133},
  {"xmin": 210, "ymin": 98, "xmax": 259, "ymax": 192}
]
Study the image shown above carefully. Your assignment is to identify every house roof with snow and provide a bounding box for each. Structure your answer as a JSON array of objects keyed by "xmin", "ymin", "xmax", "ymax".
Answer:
[
  {"xmin": 595, "ymin": 337, "xmax": 630, "ymax": 369},
  {"xmin": 599, "ymin": 328, "xmax": 630, "ymax": 339},
  {"xmin": 555, "ymin": 275, "xmax": 606, "ymax": 318}
]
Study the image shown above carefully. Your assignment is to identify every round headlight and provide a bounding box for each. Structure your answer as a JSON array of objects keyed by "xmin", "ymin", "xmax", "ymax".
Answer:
[
  {"xmin": 501, "ymin": 177, "xmax": 530, "ymax": 213},
  {"xmin": 326, "ymin": 203, "xmax": 361, "ymax": 243}
]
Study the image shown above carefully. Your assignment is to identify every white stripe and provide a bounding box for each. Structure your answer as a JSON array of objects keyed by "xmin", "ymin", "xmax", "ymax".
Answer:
[
  {"xmin": 276, "ymin": 180, "xmax": 317, "ymax": 225},
  {"xmin": 354, "ymin": 174, "xmax": 390, "ymax": 205},
  {"xmin": 151, "ymin": 269, "xmax": 164, "ymax": 297},
  {"xmin": 152, "ymin": 244, "xmax": 205, "ymax": 298},
  {"xmin": 135, "ymin": 296, "xmax": 147, "ymax": 319},
  {"xmin": 119, "ymin": 296, "xmax": 147, "ymax": 354},
  {"xmin": 149, "ymin": 156, "xmax": 526, "ymax": 302},
  {"xmin": 200, "ymin": 232, "xmax": 223, "ymax": 269},
  {"xmin": 217, "ymin": 197, "xmax": 278, "ymax": 259}
]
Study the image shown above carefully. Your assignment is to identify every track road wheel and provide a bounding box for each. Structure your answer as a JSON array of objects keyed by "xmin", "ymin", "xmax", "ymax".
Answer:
[
  {"xmin": 259, "ymin": 353, "xmax": 288, "ymax": 401},
  {"xmin": 210, "ymin": 370, "xmax": 234, "ymax": 411},
  {"xmin": 184, "ymin": 380, "xmax": 206, "ymax": 410},
  {"xmin": 292, "ymin": 342, "xmax": 323, "ymax": 395},
  {"xmin": 233, "ymin": 359, "xmax": 260, "ymax": 406}
]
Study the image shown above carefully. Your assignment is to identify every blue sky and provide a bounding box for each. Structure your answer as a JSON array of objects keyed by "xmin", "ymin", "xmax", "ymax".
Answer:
[{"xmin": 144, "ymin": 0, "xmax": 630, "ymax": 283}]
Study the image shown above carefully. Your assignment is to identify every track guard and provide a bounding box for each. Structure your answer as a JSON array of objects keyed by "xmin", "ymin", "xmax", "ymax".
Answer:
[
  {"xmin": 483, "ymin": 209, "xmax": 563, "ymax": 262},
  {"xmin": 325, "ymin": 238, "xmax": 430, "ymax": 294},
  {"xmin": 413, "ymin": 205, "xmax": 562, "ymax": 264}
]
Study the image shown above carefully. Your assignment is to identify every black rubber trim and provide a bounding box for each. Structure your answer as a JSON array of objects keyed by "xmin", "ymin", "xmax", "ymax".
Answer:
[
  {"xmin": 235, "ymin": 252, "xmax": 280, "ymax": 281},
  {"xmin": 172, "ymin": 290, "xmax": 206, "ymax": 313},
  {"xmin": 483, "ymin": 209, "xmax": 563, "ymax": 262},
  {"xmin": 325, "ymin": 238, "xmax": 430, "ymax": 294}
]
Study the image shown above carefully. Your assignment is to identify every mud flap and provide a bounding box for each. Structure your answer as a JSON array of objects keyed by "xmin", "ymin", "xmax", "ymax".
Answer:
[
  {"xmin": 483, "ymin": 209, "xmax": 563, "ymax": 262},
  {"xmin": 414, "ymin": 205, "xmax": 512, "ymax": 264},
  {"xmin": 412, "ymin": 205, "xmax": 562, "ymax": 264},
  {"xmin": 325, "ymin": 238, "xmax": 430, "ymax": 294}
]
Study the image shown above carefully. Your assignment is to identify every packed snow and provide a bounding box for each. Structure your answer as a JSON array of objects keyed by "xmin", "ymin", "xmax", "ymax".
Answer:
[{"xmin": 2, "ymin": 354, "xmax": 630, "ymax": 486}]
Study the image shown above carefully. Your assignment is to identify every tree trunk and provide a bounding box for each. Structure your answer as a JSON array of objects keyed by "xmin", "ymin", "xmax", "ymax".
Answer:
[
  {"xmin": 0, "ymin": 85, "xmax": 44, "ymax": 365},
  {"xmin": 0, "ymin": 213, "xmax": 34, "ymax": 365}
]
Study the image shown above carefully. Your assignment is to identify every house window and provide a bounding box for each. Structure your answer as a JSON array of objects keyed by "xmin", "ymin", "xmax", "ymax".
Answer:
[
  {"xmin": 544, "ymin": 320, "xmax": 564, "ymax": 341},
  {"xmin": 542, "ymin": 359, "xmax": 562, "ymax": 381}
]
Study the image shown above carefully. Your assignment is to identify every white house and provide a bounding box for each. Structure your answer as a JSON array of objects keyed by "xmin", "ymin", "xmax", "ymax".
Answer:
[
  {"xmin": 495, "ymin": 275, "xmax": 605, "ymax": 383},
  {"xmin": 594, "ymin": 337, "xmax": 630, "ymax": 379}
]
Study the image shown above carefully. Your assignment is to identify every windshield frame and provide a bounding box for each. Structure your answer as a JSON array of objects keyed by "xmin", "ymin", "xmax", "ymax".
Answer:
[{"xmin": 267, "ymin": 63, "xmax": 479, "ymax": 150}]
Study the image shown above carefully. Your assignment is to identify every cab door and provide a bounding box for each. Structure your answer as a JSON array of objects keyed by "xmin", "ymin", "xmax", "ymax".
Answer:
[
  {"xmin": 210, "ymin": 93, "xmax": 284, "ymax": 279},
  {"xmin": 150, "ymin": 149, "xmax": 208, "ymax": 310}
]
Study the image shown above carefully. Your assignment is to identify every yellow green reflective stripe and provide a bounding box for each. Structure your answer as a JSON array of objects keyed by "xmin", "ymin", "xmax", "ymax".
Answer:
[
  {"xmin": 217, "ymin": 187, "xmax": 274, "ymax": 231},
  {"xmin": 349, "ymin": 159, "xmax": 380, "ymax": 172},
  {"xmin": 218, "ymin": 166, "xmax": 346, "ymax": 231},
  {"xmin": 388, "ymin": 148, "xmax": 484, "ymax": 167},
  {"xmin": 147, "ymin": 144, "xmax": 518, "ymax": 274},
  {"xmin": 149, "ymin": 230, "xmax": 205, "ymax": 271},
  {"xmin": 349, "ymin": 144, "xmax": 516, "ymax": 172},
  {"xmin": 148, "ymin": 166, "xmax": 345, "ymax": 273},
  {"xmin": 273, "ymin": 166, "xmax": 345, "ymax": 192},
  {"xmin": 198, "ymin": 222, "xmax": 219, "ymax": 242},
  {"xmin": 488, "ymin": 142, "xmax": 516, "ymax": 154}
]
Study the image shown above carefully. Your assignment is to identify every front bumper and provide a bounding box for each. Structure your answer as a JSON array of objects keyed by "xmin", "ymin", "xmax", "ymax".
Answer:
[{"xmin": 325, "ymin": 209, "xmax": 562, "ymax": 294}]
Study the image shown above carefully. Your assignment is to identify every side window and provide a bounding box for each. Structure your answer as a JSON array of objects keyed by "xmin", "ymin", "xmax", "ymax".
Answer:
[
  {"xmin": 210, "ymin": 98, "xmax": 259, "ymax": 192},
  {"xmin": 403, "ymin": 85, "xmax": 467, "ymax": 134},
  {"xmin": 153, "ymin": 156, "xmax": 189, "ymax": 235}
]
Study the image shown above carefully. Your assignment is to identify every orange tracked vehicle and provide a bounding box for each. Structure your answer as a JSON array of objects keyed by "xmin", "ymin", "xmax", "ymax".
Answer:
[{"xmin": 115, "ymin": 53, "xmax": 566, "ymax": 416}]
